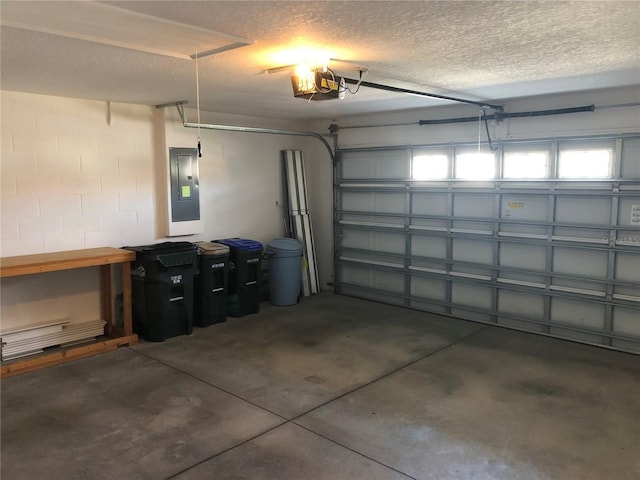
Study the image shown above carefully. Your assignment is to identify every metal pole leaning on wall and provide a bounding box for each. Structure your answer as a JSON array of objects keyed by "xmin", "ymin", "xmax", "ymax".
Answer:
[{"xmin": 282, "ymin": 150, "xmax": 320, "ymax": 296}]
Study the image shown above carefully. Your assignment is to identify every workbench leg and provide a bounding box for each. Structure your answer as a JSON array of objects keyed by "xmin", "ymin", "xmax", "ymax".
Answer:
[
  {"xmin": 121, "ymin": 261, "xmax": 133, "ymax": 336},
  {"xmin": 100, "ymin": 264, "xmax": 113, "ymax": 337}
]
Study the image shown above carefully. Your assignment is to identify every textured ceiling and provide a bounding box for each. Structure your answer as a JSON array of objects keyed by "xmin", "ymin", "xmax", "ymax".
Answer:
[{"xmin": 1, "ymin": 1, "xmax": 639, "ymax": 120}]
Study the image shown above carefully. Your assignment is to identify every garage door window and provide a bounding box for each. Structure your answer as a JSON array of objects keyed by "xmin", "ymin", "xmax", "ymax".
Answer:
[
  {"xmin": 558, "ymin": 149, "xmax": 612, "ymax": 178},
  {"xmin": 455, "ymin": 153, "xmax": 496, "ymax": 179},
  {"xmin": 503, "ymin": 152, "xmax": 549, "ymax": 179},
  {"xmin": 412, "ymin": 154, "xmax": 448, "ymax": 180}
]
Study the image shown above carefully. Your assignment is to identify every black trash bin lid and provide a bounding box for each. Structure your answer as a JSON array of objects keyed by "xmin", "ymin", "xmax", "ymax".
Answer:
[{"xmin": 124, "ymin": 241, "xmax": 197, "ymax": 254}]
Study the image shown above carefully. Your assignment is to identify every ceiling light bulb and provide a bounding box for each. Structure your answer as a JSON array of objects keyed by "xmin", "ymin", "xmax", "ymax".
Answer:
[{"xmin": 295, "ymin": 64, "xmax": 316, "ymax": 93}]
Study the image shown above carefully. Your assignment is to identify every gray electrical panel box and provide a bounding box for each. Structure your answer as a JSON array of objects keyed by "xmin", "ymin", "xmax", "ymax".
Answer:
[{"xmin": 169, "ymin": 147, "xmax": 200, "ymax": 222}]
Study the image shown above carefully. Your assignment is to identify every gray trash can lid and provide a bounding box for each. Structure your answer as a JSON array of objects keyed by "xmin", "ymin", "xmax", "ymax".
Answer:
[{"xmin": 267, "ymin": 238, "xmax": 303, "ymax": 254}]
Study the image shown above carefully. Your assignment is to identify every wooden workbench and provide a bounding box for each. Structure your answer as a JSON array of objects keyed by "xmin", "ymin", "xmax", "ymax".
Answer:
[{"xmin": 1, "ymin": 247, "xmax": 138, "ymax": 377}]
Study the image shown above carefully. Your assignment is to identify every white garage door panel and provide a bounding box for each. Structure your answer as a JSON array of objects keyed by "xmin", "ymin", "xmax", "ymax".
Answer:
[
  {"xmin": 339, "ymin": 265, "xmax": 405, "ymax": 294},
  {"xmin": 342, "ymin": 150, "xmax": 409, "ymax": 179},
  {"xmin": 548, "ymin": 326, "xmax": 604, "ymax": 345},
  {"xmin": 613, "ymin": 251, "xmax": 640, "ymax": 298},
  {"xmin": 551, "ymin": 298, "xmax": 606, "ymax": 331},
  {"xmin": 410, "ymin": 299, "xmax": 448, "ymax": 314},
  {"xmin": 452, "ymin": 238, "xmax": 493, "ymax": 264},
  {"xmin": 613, "ymin": 307, "xmax": 640, "ymax": 337},
  {"xmin": 451, "ymin": 284, "xmax": 493, "ymax": 309},
  {"xmin": 341, "ymin": 230, "xmax": 406, "ymax": 255},
  {"xmin": 552, "ymin": 248, "xmax": 608, "ymax": 277},
  {"xmin": 341, "ymin": 192, "xmax": 373, "ymax": 211},
  {"xmin": 551, "ymin": 279, "xmax": 607, "ymax": 296},
  {"xmin": 411, "ymin": 276, "xmax": 447, "ymax": 301},
  {"xmin": 410, "ymin": 218, "xmax": 450, "ymax": 231},
  {"xmin": 498, "ymin": 272, "xmax": 547, "ymax": 287},
  {"xmin": 340, "ymin": 213, "xmax": 376, "ymax": 225},
  {"xmin": 371, "ymin": 232, "xmax": 406, "ymax": 254},
  {"xmin": 501, "ymin": 195, "xmax": 548, "ymax": 221},
  {"xmin": 499, "ymin": 195, "xmax": 549, "ymax": 237},
  {"xmin": 499, "ymin": 224, "xmax": 548, "ymax": 237},
  {"xmin": 555, "ymin": 197, "xmax": 611, "ymax": 225},
  {"xmin": 375, "ymin": 193, "xmax": 406, "ymax": 213},
  {"xmin": 411, "ymin": 235, "xmax": 447, "ymax": 258},
  {"xmin": 335, "ymin": 135, "xmax": 640, "ymax": 353},
  {"xmin": 615, "ymin": 253, "xmax": 640, "ymax": 281},
  {"xmin": 339, "ymin": 284, "xmax": 404, "ymax": 306},
  {"xmin": 498, "ymin": 290, "xmax": 545, "ymax": 319},
  {"xmin": 498, "ymin": 317, "xmax": 546, "ymax": 332},
  {"xmin": 616, "ymin": 230, "xmax": 640, "ymax": 248},
  {"xmin": 342, "ymin": 192, "xmax": 405, "ymax": 214},
  {"xmin": 500, "ymin": 243, "xmax": 546, "ymax": 270},
  {"xmin": 450, "ymin": 308, "xmax": 492, "ymax": 322},
  {"xmin": 340, "ymin": 153, "xmax": 370, "ymax": 178},
  {"xmin": 553, "ymin": 226, "xmax": 608, "ymax": 242},
  {"xmin": 372, "ymin": 271, "xmax": 405, "ymax": 293},
  {"xmin": 618, "ymin": 198, "xmax": 640, "ymax": 226},
  {"xmin": 614, "ymin": 286, "xmax": 640, "ymax": 300},
  {"xmin": 341, "ymin": 216, "xmax": 404, "ymax": 227},
  {"xmin": 621, "ymin": 138, "xmax": 640, "ymax": 179},
  {"xmin": 412, "ymin": 193, "xmax": 449, "ymax": 215},
  {"xmin": 453, "ymin": 194, "xmax": 494, "ymax": 217},
  {"xmin": 340, "ymin": 230, "xmax": 373, "ymax": 250},
  {"xmin": 340, "ymin": 265, "xmax": 372, "ymax": 287},
  {"xmin": 452, "ymin": 219, "xmax": 493, "ymax": 234}
]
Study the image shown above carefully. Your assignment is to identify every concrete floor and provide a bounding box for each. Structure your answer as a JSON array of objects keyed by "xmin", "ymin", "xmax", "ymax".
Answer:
[{"xmin": 2, "ymin": 293, "xmax": 638, "ymax": 480}]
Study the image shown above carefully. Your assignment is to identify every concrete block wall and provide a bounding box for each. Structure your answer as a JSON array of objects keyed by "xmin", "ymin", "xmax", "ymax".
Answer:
[{"xmin": 1, "ymin": 91, "xmax": 156, "ymax": 257}]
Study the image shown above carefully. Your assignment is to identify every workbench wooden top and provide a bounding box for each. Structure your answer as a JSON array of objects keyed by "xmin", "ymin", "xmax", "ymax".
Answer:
[{"xmin": 1, "ymin": 247, "xmax": 136, "ymax": 278}]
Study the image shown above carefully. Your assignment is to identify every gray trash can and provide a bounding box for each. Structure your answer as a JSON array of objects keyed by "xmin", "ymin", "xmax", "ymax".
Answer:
[{"xmin": 267, "ymin": 238, "xmax": 303, "ymax": 306}]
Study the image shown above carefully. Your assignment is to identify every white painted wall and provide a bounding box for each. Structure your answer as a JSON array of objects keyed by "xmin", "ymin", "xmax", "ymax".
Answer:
[
  {"xmin": 1, "ymin": 92, "xmax": 156, "ymax": 255},
  {"xmin": 0, "ymin": 91, "xmax": 306, "ymax": 331},
  {"xmin": 306, "ymin": 86, "xmax": 640, "ymax": 289}
]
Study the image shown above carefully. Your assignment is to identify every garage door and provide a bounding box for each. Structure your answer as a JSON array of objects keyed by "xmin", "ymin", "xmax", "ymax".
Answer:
[{"xmin": 334, "ymin": 135, "xmax": 640, "ymax": 352}]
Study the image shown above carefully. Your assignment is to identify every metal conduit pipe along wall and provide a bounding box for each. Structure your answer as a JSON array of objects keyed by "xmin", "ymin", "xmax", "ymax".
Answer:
[
  {"xmin": 183, "ymin": 122, "xmax": 336, "ymax": 162},
  {"xmin": 158, "ymin": 102, "xmax": 335, "ymax": 161}
]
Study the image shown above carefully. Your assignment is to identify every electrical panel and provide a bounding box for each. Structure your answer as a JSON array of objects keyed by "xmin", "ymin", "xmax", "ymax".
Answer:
[{"xmin": 169, "ymin": 147, "xmax": 200, "ymax": 222}]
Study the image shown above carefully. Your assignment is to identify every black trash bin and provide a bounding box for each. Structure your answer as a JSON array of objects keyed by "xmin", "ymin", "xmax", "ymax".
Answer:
[
  {"xmin": 126, "ymin": 241, "xmax": 198, "ymax": 342},
  {"xmin": 194, "ymin": 242, "xmax": 230, "ymax": 327},
  {"xmin": 215, "ymin": 238, "xmax": 263, "ymax": 317}
]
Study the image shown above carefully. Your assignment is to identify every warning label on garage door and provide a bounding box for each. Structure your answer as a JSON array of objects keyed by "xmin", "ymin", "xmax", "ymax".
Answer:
[
  {"xmin": 504, "ymin": 201, "xmax": 525, "ymax": 218},
  {"xmin": 631, "ymin": 204, "xmax": 640, "ymax": 225}
]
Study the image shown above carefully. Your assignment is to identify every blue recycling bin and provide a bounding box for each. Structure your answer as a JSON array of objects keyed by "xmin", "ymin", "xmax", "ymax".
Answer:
[{"xmin": 215, "ymin": 238, "xmax": 263, "ymax": 317}]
